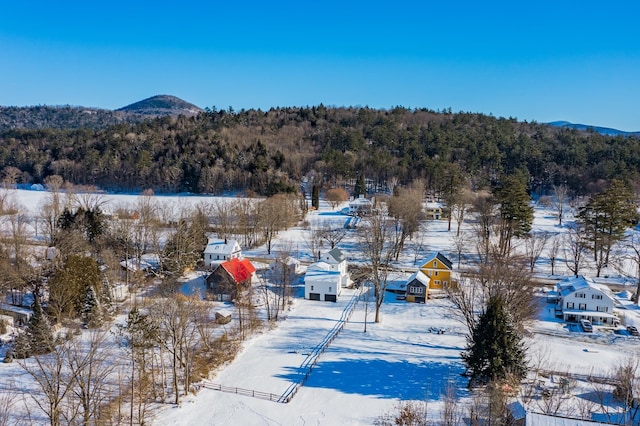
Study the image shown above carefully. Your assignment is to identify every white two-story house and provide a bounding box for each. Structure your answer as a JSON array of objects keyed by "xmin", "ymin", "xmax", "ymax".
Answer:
[
  {"xmin": 203, "ymin": 237, "xmax": 242, "ymax": 269},
  {"xmin": 319, "ymin": 248, "xmax": 350, "ymax": 287},
  {"xmin": 556, "ymin": 276, "xmax": 618, "ymax": 325}
]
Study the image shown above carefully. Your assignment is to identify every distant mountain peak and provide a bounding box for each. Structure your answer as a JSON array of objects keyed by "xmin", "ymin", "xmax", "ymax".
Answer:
[
  {"xmin": 548, "ymin": 121, "xmax": 640, "ymax": 137},
  {"xmin": 117, "ymin": 95, "xmax": 203, "ymax": 117}
]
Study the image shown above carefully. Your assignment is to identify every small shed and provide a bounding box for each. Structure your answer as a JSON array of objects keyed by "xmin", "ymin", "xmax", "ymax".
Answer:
[
  {"xmin": 405, "ymin": 271, "xmax": 430, "ymax": 303},
  {"xmin": 0, "ymin": 303, "xmax": 32, "ymax": 326}
]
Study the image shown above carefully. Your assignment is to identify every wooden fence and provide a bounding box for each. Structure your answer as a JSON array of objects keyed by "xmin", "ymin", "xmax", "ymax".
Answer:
[{"xmin": 202, "ymin": 289, "xmax": 363, "ymax": 404}]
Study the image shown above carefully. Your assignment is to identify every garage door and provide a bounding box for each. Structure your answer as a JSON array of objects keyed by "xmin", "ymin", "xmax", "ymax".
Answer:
[
  {"xmin": 309, "ymin": 293, "xmax": 320, "ymax": 301},
  {"xmin": 325, "ymin": 294, "xmax": 337, "ymax": 302}
]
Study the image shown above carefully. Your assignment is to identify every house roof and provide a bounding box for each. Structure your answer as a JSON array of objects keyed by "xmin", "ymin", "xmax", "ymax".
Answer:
[
  {"xmin": 526, "ymin": 412, "xmax": 608, "ymax": 426},
  {"xmin": 557, "ymin": 276, "xmax": 615, "ymax": 302},
  {"xmin": 307, "ymin": 261, "xmax": 334, "ymax": 272},
  {"xmin": 419, "ymin": 252, "xmax": 453, "ymax": 270},
  {"xmin": 204, "ymin": 238, "xmax": 240, "ymax": 255},
  {"xmin": 349, "ymin": 197, "xmax": 372, "ymax": 207},
  {"xmin": 220, "ymin": 258, "xmax": 256, "ymax": 283},
  {"xmin": 326, "ymin": 248, "xmax": 346, "ymax": 263},
  {"xmin": 406, "ymin": 270, "xmax": 430, "ymax": 287}
]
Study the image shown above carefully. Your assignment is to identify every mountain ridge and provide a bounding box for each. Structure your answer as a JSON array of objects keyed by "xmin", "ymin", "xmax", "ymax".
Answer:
[
  {"xmin": 0, "ymin": 95, "xmax": 203, "ymax": 130},
  {"xmin": 548, "ymin": 120, "xmax": 640, "ymax": 137}
]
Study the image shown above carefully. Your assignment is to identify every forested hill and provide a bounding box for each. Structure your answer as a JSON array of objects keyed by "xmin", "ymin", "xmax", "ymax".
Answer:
[
  {"xmin": 0, "ymin": 105, "xmax": 150, "ymax": 131},
  {"xmin": 1, "ymin": 105, "xmax": 640, "ymax": 196},
  {"xmin": 0, "ymin": 95, "xmax": 202, "ymax": 131}
]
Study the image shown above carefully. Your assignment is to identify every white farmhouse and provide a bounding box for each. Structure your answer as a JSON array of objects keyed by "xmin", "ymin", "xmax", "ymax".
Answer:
[
  {"xmin": 556, "ymin": 276, "xmax": 618, "ymax": 325},
  {"xmin": 348, "ymin": 196, "xmax": 373, "ymax": 216},
  {"xmin": 319, "ymin": 248, "xmax": 350, "ymax": 287},
  {"xmin": 304, "ymin": 262, "xmax": 342, "ymax": 302},
  {"xmin": 203, "ymin": 237, "xmax": 242, "ymax": 269}
]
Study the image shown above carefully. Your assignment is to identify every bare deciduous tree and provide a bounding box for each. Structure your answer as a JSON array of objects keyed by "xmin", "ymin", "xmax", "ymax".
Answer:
[
  {"xmin": 623, "ymin": 232, "xmax": 640, "ymax": 303},
  {"xmin": 564, "ymin": 226, "xmax": 586, "ymax": 276},
  {"xmin": 524, "ymin": 231, "xmax": 550, "ymax": 272},
  {"xmin": 359, "ymin": 206, "xmax": 395, "ymax": 323},
  {"xmin": 153, "ymin": 294, "xmax": 203, "ymax": 405},
  {"xmin": 19, "ymin": 342, "xmax": 77, "ymax": 426},
  {"xmin": 449, "ymin": 254, "xmax": 538, "ymax": 335},
  {"xmin": 552, "ymin": 184, "xmax": 568, "ymax": 225},
  {"xmin": 450, "ymin": 187, "xmax": 473, "ymax": 237},
  {"xmin": 325, "ymin": 187, "xmax": 349, "ymax": 210},
  {"xmin": 548, "ymin": 236, "xmax": 561, "ymax": 276},
  {"xmin": 66, "ymin": 330, "xmax": 115, "ymax": 426},
  {"xmin": 0, "ymin": 379, "xmax": 17, "ymax": 426},
  {"xmin": 387, "ymin": 182, "xmax": 424, "ymax": 261},
  {"xmin": 317, "ymin": 221, "xmax": 347, "ymax": 250},
  {"xmin": 611, "ymin": 355, "xmax": 640, "ymax": 420}
]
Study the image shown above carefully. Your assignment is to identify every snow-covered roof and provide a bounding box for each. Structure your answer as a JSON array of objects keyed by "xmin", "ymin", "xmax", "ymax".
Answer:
[
  {"xmin": 307, "ymin": 261, "xmax": 335, "ymax": 273},
  {"xmin": 557, "ymin": 276, "xmax": 615, "ymax": 301},
  {"xmin": 406, "ymin": 270, "xmax": 430, "ymax": 287},
  {"xmin": 204, "ymin": 238, "xmax": 240, "ymax": 255},
  {"xmin": 326, "ymin": 248, "xmax": 346, "ymax": 263},
  {"xmin": 418, "ymin": 251, "xmax": 453, "ymax": 270},
  {"xmin": 349, "ymin": 197, "xmax": 372, "ymax": 207},
  {"xmin": 526, "ymin": 412, "xmax": 608, "ymax": 426}
]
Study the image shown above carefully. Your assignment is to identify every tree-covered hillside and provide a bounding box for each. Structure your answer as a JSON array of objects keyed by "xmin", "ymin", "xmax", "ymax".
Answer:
[{"xmin": 1, "ymin": 105, "xmax": 640, "ymax": 196}]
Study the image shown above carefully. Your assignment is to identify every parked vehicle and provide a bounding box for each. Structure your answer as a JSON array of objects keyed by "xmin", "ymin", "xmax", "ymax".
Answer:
[
  {"xmin": 580, "ymin": 319, "xmax": 593, "ymax": 332},
  {"xmin": 627, "ymin": 326, "xmax": 639, "ymax": 336}
]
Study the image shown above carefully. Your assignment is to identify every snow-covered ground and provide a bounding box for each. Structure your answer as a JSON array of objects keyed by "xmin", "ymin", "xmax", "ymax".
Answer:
[{"xmin": 2, "ymin": 188, "xmax": 640, "ymax": 424}]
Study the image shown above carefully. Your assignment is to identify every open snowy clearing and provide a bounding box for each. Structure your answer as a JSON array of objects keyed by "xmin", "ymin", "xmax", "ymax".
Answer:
[{"xmin": 2, "ymin": 188, "xmax": 640, "ymax": 424}]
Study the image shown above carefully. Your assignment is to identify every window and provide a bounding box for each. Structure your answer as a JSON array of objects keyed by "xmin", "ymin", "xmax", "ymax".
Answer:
[
  {"xmin": 433, "ymin": 261, "xmax": 438, "ymax": 268},
  {"xmin": 566, "ymin": 302, "xmax": 574, "ymax": 309},
  {"xmin": 443, "ymin": 281, "xmax": 448, "ymax": 287},
  {"xmin": 578, "ymin": 303, "xmax": 586, "ymax": 310},
  {"xmin": 311, "ymin": 285, "xmax": 314, "ymax": 291},
  {"xmin": 592, "ymin": 294, "xmax": 603, "ymax": 300},
  {"xmin": 435, "ymin": 271, "xmax": 439, "ymax": 277},
  {"xmin": 576, "ymin": 293, "xmax": 586, "ymax": 298},
  {"xmin": 434, "ymin": 280, "xmax": 441, "ymax": 286},
  {"xmin": 413, "ymin": 287, "xmax": 424, "ymax": 294},
  {"xmin": 329, "ymin": 287, "xmax": 332, "ymax": 292},
  {"xmin": 597, "ymin": 306, "xmax": 609, "ymax": 312}
]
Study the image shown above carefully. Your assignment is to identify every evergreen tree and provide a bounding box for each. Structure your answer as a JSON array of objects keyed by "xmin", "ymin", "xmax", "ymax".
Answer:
[
  {"xmin": 312, "ymin": 185, "xmax": 320, "ymax": 210},
  {"xmin": 13, "ymin": 293, "xmax": 55, "ymax": 358},
  {"xmin": 493, "ymin": 174, "xmax": 533, "ymax": 256},
  {"xmin": 48, "ymin": 255, "xmax": 102, "ymax": 322},
  {"xmin": 354, "ymin": 174, "xmax": 366, "ymax": 198},
  {"xmin": 82, "ymin": 286, "xmax": 103, "ymax": 328},
  {"xmin": 461, "ymin": 295, "xmax": 527, "ymax": 387},
  {"xmin": 579, "ymin": 179, "xmax": 639, "ymax": 276}
]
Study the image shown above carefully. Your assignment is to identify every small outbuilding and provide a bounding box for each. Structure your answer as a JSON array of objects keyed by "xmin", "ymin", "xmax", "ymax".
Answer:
[{"xmin": 405, "ymin": 270, "xmax": 430, "ymax": 303}]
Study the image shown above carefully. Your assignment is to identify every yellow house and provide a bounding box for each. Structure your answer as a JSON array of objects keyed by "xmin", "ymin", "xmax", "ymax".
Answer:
[
  {"xmin": 418, "ymin": 252, "xmax": 454, "ymax": 290},
  {"xmin": 424, "ymin": 201, "xmax": 446, "ymax": 220}
]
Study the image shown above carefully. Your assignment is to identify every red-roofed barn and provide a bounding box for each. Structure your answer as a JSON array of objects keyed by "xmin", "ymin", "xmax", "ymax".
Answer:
[{"xmin": 206, "ymin": 258, "xmax": 256, "ymax": 301}]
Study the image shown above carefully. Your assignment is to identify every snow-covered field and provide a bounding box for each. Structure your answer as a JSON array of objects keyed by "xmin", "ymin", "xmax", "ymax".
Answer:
[{"xmin": 2, "ymin": 188, "xmax": 640, "ymax": 424}]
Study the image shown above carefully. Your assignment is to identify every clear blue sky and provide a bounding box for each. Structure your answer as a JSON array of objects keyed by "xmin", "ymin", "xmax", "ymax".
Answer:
[{"xmin": 2, "ymin": 1, "xmax": 639, "ymax": 131}]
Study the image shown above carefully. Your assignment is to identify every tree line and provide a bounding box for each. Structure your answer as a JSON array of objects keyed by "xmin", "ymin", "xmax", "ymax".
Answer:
[{"xmin": 2, "ymin": 106, "xmax": 640, "ymax": 196}]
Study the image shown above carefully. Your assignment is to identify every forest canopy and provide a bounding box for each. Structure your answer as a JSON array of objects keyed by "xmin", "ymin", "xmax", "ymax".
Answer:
[{"xmin": 1, "ymin": 106, "xmax": 639, "ymax": 196}]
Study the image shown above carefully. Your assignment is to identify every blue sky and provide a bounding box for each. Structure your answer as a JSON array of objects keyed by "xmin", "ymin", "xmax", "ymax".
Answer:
[{"xmin": 1, "ymin": 1, "xmax": 639, "ymax": 131}]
